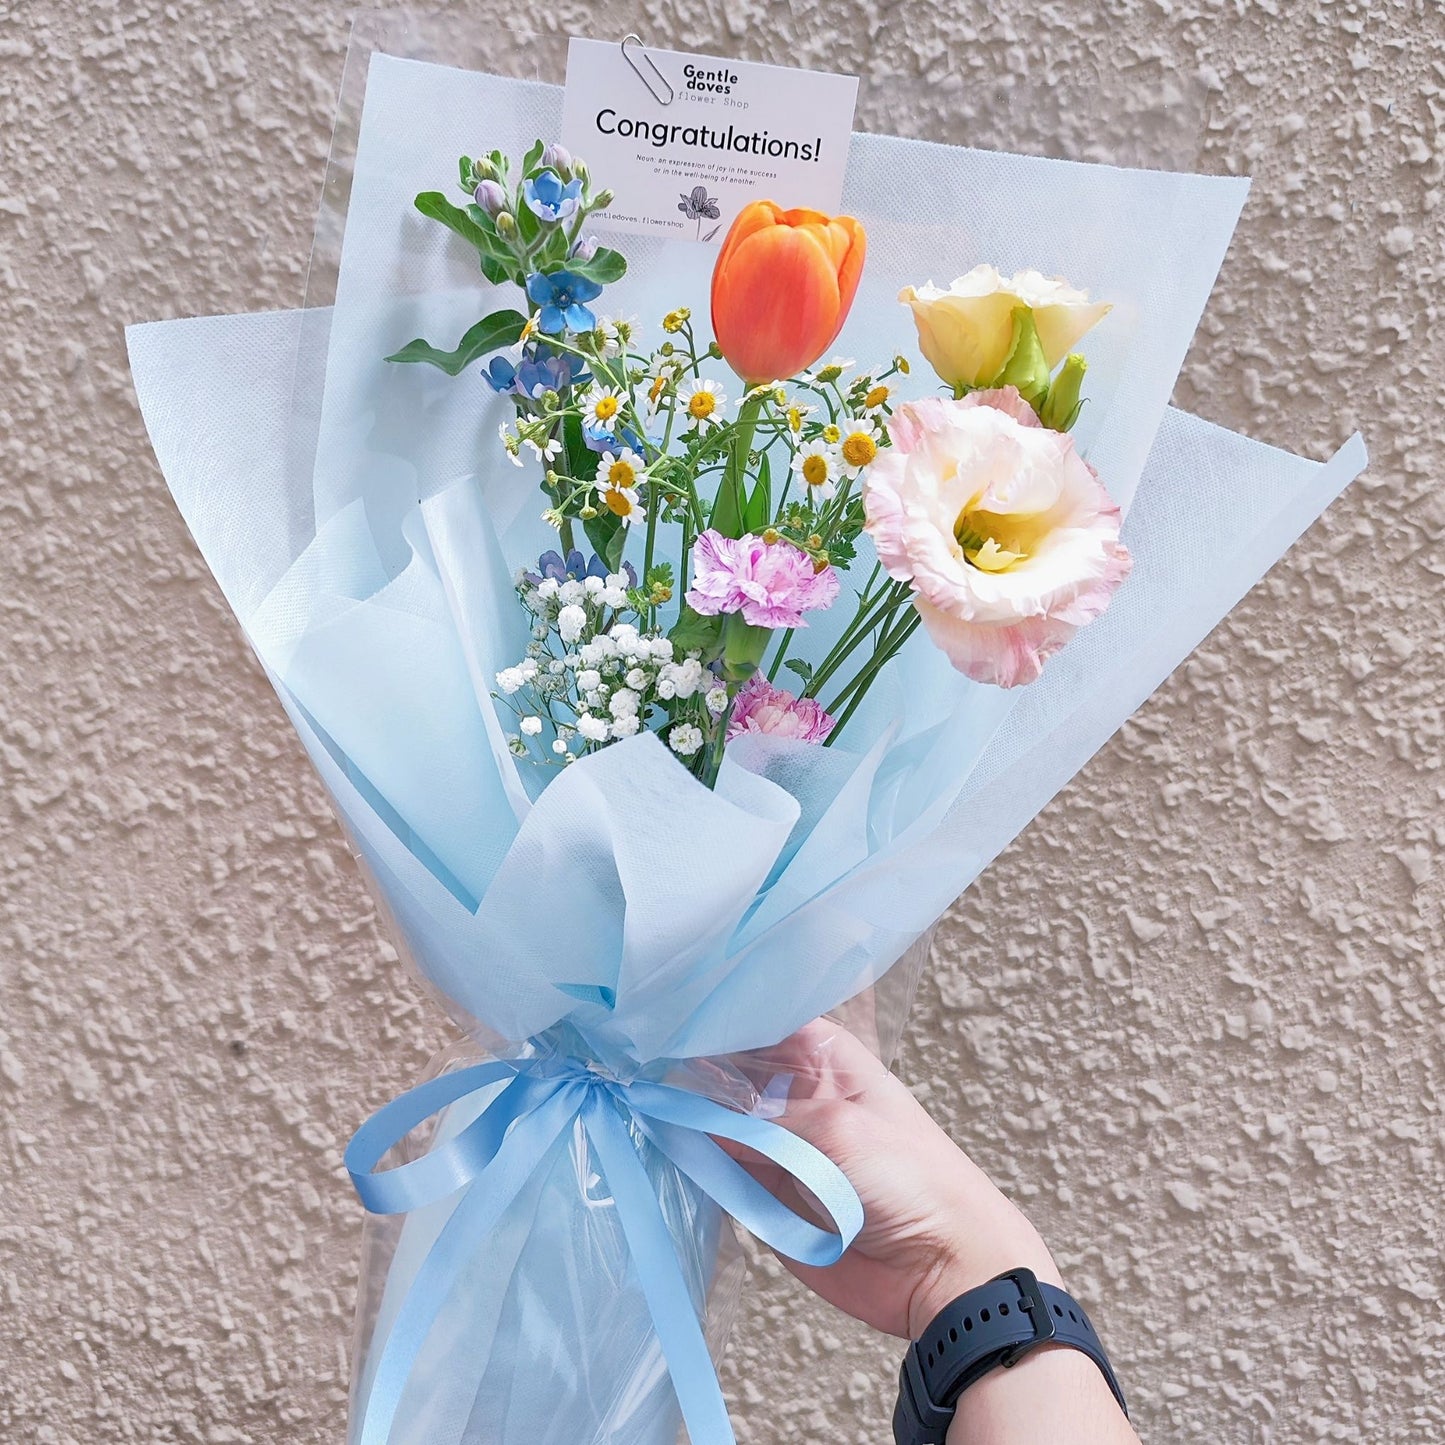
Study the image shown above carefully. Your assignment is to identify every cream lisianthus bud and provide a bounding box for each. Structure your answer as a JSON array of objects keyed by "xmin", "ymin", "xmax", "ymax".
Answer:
[{"xmin": 898, "ymin": 265, "xmax": 1111, "ymax": 390}]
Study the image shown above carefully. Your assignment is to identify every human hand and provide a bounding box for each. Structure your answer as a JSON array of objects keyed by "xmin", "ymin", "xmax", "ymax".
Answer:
[{"xmin": 729, "ymin": 1018, "xmax": 1061, "ymax": 1340}]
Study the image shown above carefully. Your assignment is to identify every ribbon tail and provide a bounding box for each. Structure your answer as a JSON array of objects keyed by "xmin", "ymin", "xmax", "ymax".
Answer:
[
  {"xmin": 583, "ymin": 1092, "xmax": 737, "ymax": 1445},
  {"xmin": 356, "ymin": 1082, "xmax": 584, "ymax": 1445},
  {"xmin": 627, "ymin": 1081, "xmax": 864, "ymax": 1265}
]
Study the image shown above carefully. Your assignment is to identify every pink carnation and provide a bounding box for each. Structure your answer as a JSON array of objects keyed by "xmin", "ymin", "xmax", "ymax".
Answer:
[
  {"xmin": 864, "ymin": 387, "xmax": 1131, "ymax": 688},
  {"xmin": 726, "ymin": 675, "xmax": 836, "ymax": 743},
  {"xmin": 685, "ymin": 529, "xmax": 840, "ymax": 630}
]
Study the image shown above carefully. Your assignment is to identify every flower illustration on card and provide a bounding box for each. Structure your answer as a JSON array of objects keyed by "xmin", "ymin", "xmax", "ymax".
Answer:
[{"xmin": 678, "ymin": 184, "xmax": 723, "ymax": 240}]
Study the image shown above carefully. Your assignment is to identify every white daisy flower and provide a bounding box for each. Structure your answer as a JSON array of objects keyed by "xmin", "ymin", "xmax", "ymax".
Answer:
[
  {"xmin": 782, "ymin": 398, "xmax": 815, "ymax": 435},
  {"xmin": 835, "ymin": 415, "xmax": 882, "ymax": 477},
  {"xmin": 859, "ymin": 380, "xmax": 894, "ymax": 414},
  {"xmin": 524, "ymin": 434, "xmax": 563, "ymax": 463},
  {"xmin": 594, "ymin": 447, "xmax": 648, "ymax": 525},
  {"xmin": 809, "ymin": 356, "xmax": 856, "ymax": 383},
  {"xmin": 792, "ymin": 439, "xmax": 841, "ymax": 499},
  {"xmin": 498, "ymin": 421, "xmax": 524, "ymax": 467},
  {"xmin": 582, "ymin": 386, "xmax": 626, "ymax": 434},
  {"xmin": 679, "ymin": 377, "xmax": 727, "ymax": 430}
]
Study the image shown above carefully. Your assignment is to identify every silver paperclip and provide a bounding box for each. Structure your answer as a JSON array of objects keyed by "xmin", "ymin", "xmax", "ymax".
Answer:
[{"xmin": 621, "ymin": 33, "xmax": 674, "ymax": 105}]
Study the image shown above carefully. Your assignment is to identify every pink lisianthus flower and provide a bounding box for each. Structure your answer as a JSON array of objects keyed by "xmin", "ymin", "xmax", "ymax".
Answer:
[
  {"xmin": 685, "ymin": 529, "xmax": 840, "ymax": 629},
  {"xmin": 726, "ymin": 675, "xmax": 836, "ymax": 743},
  {"xmin": 864, "ymin": 387, "xmax": 1131, "ymax": 688}
]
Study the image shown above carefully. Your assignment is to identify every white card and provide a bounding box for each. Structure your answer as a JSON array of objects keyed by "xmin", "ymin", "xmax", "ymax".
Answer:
[{"xmin": 560, "ymin": 37, "xmax": 858, "ymax": 243}]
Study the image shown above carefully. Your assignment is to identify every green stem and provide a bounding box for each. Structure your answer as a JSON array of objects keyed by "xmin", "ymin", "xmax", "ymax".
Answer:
[
  {"xmin": 766, "ymin": 628, "xmax": 796, "ymax": 683},
  {"xmin": 823, "ymin": 612, "xmax": 921, "ymax": 745},
  {"xmin": 716, "ymin": 392, "xmax": 764, "ymax": 536},
  {"xmin": 804, "ymin": 580, "xmax": 907, "ymax": 698}
]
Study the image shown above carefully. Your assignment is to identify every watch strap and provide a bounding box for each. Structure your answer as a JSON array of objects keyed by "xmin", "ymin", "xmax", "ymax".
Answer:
[{"xmin": 893, "ymin": 1269, "xmax": 1127, "ymax": 1445}]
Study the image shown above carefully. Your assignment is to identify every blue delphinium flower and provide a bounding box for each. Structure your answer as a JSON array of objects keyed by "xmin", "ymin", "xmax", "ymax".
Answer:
[
  {"xmin": 481, "ymin": 354, "xmax": 519, "ymax": 393},
  {"xmin": 523, "ymin": 550, "xmax": 637, "ymax": 588},
  {"xmin": 522, "ymin": 169, "xmax": 583, "ymax": 223},
  {"xmin": 526, "ymin": 270, "xmax": 603, "ymax": 335},
  {"xmin": 515, "ymin": 345, "xmax": 590, "ymax": 399}
]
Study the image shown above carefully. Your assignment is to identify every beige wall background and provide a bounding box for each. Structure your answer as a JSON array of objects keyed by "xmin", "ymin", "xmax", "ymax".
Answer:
[{"xmin": 3, "ymin": 1, "xmax": 1442, "ymax": 1441}]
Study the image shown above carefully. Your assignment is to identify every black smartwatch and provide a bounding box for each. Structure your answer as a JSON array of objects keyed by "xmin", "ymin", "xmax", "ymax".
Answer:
[{"xmin": 892, "ymin": 1268, "xmax": 1128, "ymax": 1445}]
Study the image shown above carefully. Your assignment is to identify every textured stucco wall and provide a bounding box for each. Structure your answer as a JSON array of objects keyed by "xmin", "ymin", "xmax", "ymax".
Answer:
[{"xmin": 2, "ymin": 1, "xmax": 1441, "ymax": 1442}]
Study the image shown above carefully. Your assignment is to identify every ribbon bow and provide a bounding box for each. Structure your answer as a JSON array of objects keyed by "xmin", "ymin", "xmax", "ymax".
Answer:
[{"xmin": 346, "ymin": 1053, "xmax": 865, "ymax": 1445}]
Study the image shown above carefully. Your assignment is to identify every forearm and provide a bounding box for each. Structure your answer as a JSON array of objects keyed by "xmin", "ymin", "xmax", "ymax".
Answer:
[{"xmin": 946, "ymin": 1344, "xmax": 1141, "ymax": 1445}]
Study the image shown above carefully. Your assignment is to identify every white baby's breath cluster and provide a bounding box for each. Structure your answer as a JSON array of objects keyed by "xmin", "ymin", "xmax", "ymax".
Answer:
[{"xmin": 494, "ymin": 569, "xmax": 724, "ymax": 764}]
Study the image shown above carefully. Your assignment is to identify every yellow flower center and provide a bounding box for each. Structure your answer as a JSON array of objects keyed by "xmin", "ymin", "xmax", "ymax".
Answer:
[
  {"xmin": 649, "ymin": 374, "xmax": 667, "ymax": 406},
  {"xmin": 607, "ymin": 459, "xmax": 636, "ymax": 488},
  {"xmin": 603, "ymin": 487, "xmax": 636, "ymax": 517},
  {"xmin": 955, "ymin": 511, "xmax": 1029, "ymax": 572},
  {"xmin": 662, "ymin": 308, "xmax": 690, "ymax": 333},
  {"xmin": 801, "ymin": 454, "xmax": 831, "ymax": 488},
  {"xmin": 822, "ymin": 423, "xmax": 841, "ymax": 444},
  {"xmin": 864, "ymin": 385, "xmax": 890, "ymax": 409},
  {"xmin": 688, "ymin": 391, "xmax": 716, "ymax": 420},
  {"xmin": 787, "ymin": 406, "xmax": 805, "ymax": 433},
  {"xmin": 841, "ymin": 432, "xmax": 877, "ymax": 468},
  {"xmin": 593, "ymin": 394, "xmax": 620, "ymax": 421},
  {"xmin": 520, "ymin": 315, "xmax": 539, "ymax": 342}
]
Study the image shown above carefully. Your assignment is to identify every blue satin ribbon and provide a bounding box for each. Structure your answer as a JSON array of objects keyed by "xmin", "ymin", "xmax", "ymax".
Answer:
[{"xmin": 345, "ymin": 1054, "xmax": 865, "ymax": 1445}]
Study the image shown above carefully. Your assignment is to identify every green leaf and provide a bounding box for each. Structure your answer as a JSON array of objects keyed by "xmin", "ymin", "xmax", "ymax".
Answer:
[
  {"xmin": 415, "ymin": 191, "xmax": 518, "ymax": 278},
  {"xmin": 583, "ymin": 510, "xmax": 627, "ymax": 572},
  {"xmin": 415, "ymin": 190, "xmax": 493, "ymax": 249},
  {"xmin": 669, "ymin": 603, "xmax": 724, "ymax": 660},
  {"xmin": 458, "ymin": 155, "xmax": 473, "ymax": 189},
  {"xmin": 521, "ymin": 138, "xmax": 545, "ymax": 174},
  {"xmin": 566, "ymin": 247, "xmax": 628, "ymax": 286},
  {"xmin": 385, "ymin": 308, "xmax": 527, "ymax": 374},
  {"xmin": 536, "ymin": 224, "xmax": 570, "ymax": 271},
  {"xmin": 479, "ymin": 252, "xmax": 512, "ymax": 286},
  {"xmin": 988, "ymin": 306, "xmax": 1050, "ymax": 409},
  {"xmin": 743, "ymin": 453, "xmax": 771, "ymax": 533},
  {"xmin": 783, "ymin": 658, "xmax": 814, "ymax": 685},
  {"xmin": 562, "ymin": 411, "xmax": 595, "ymax": 486}
]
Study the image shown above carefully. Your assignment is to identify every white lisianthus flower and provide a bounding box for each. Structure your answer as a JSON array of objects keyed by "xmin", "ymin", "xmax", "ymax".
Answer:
[
  {"xmin": 577, "ymin": 668, "xmax": 602, "ymax": 691},
  {"xmin": 609, "ymin": 688, "xmax": 640, "ymax": 720},
  {"xmin": 610, "ymin": 715, "xmax": 641, "ymax": 739},
  {"xmin": 705, "ymin": 686, "xmax": 729, "ymax": 716},
  {"xmin": 558, "ymin": 579, "xmax": 586, "ymax": 606}
]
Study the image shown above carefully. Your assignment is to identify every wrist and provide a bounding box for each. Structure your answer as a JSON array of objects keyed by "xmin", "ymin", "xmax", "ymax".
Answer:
[{"xmin": 905, "ymin": 1228, "xmax": 1061, "ymax": 1341}]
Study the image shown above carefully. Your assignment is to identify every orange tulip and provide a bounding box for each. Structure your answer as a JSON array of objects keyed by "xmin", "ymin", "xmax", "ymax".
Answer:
[{"xmin": 711, "ymin": 202, "xmax": 866, "ymax": 385}]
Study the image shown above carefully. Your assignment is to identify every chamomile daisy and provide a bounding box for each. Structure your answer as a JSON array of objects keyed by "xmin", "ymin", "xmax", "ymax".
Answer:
[
  {"xmin": 581, "ymin": 386, "xmax": 626, "ymax": 435},
  {"xmin": 860, "ymin": 381, "xmax": 893, "ymax": 414},
  {"xmin": 836, "ymin": 416, "xmax": 882, "ymax": 477},
  {"xmin": 679, "ymin": 377, "xmax": 728, "ymax": 430},
  {"xmin": 595, "ymin": 449, "xmax": 648, "ymax": 524},
  {"xmin": 791, "ymin": 440, "xmax": 841, "ymax": 500}
]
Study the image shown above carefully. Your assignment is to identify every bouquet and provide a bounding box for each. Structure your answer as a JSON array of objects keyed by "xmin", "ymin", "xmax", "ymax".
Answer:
[{"xmin": 127, "ymin": 36, "xmax": 1366, "ymax": 1445}]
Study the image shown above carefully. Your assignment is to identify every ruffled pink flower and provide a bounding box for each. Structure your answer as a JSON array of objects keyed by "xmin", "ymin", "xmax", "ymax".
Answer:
[
  {"xmin": 864, "ymin": 387, "xmax": 1131, "ymax": 688},
  {"xmin": 726, "ymin": 675, "xmax": 836, "ymax": 743},
  {"xmin": 685, "ymin": 529, "xmax": 840, "ymax": 630}
]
